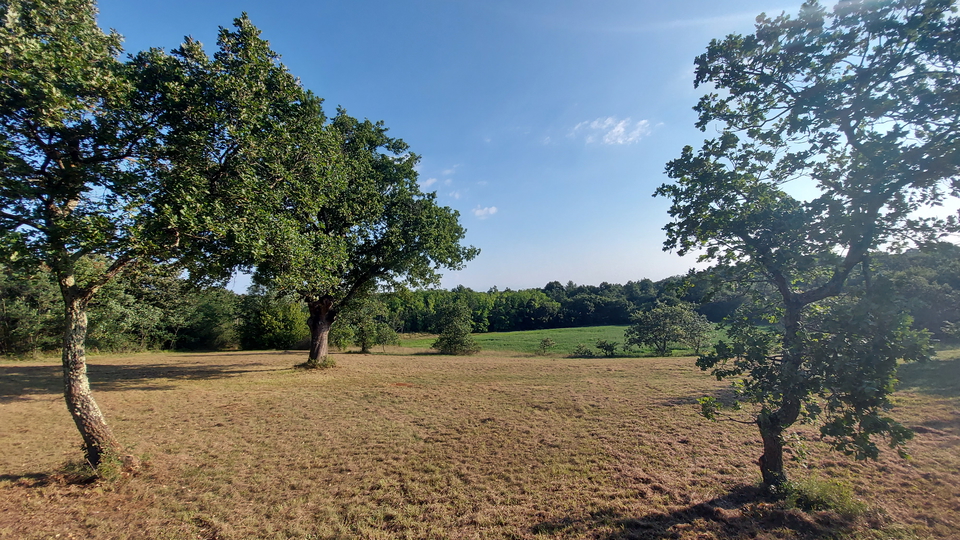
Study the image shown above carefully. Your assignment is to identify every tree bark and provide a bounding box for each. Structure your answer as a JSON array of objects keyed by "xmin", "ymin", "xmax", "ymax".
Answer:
[
  {"xmin": 62, "ymin": 294, "xmax": 120, "ymax": 468},
  {"xmin": 757, "ymin": 412, "xmax": 787, "ymax": 487},
  {"xmin": 305, "ymin": 297, "xmax": 337, "ymax": 367},
  {"xmin": 756, "ymin": 300, "xmax": 804, "ymax": 488}
]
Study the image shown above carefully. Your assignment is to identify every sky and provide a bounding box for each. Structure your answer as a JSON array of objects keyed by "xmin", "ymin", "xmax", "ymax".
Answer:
[{"xmin": 95, "ymin": 0, "xmax": 798, "ymax": 292}]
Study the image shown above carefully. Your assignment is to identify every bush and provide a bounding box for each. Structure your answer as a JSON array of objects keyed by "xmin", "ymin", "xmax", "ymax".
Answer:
[
  {"xmin": 571, "ymin": 343, "xmax": 594, "ymax": 358},
  {"xmin": 595, "ymin": 339, "xmax": 618, "ymax": 357},
  {"xmin": 432, "ymin": 302, "xmax": 480, "ymax": 355},
  {"xmin": 535, "ymin": 337, "xmax": 556, "ymax": 355}
]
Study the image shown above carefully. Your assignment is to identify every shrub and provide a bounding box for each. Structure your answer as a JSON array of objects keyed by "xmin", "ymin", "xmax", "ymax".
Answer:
[
  {"xmin": 571, "ymin": 343, "xmax": 594, "ymax": 358},
  {"xmin": 535, "ymin": 337, "xmax": 557, "ymax": 355},
  {"xmin": 595, "ymin": 339, "xmax": 618, "ymax": 357},
  {"xmin": 432, "ymin": 302, "xmax": 480, "ymax": 355}
]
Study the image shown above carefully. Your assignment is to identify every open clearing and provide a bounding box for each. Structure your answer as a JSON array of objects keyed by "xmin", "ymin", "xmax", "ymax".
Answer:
[{"xmin": 1, "ymin": 348, "xmax": 958, "ymax": 539}]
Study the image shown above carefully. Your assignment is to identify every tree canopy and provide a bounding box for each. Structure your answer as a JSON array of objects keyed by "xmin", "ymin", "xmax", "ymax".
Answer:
[
  {"xmin": 656, "ymin": 0, "xmax": 959, "ymax": 487},
  {"xmin": 0, "ymin": 0, "xmax": 322, "ymax": 467},
  {"xmin": 251, "ymin": 110, "xmax": 478, "ymax": 367}
]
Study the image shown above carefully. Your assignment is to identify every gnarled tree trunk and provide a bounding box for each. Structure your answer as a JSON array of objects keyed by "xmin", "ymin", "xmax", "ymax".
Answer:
[
  {"xmin": 757, "ymin": 411, "xmax": 787, "ymax": 487},
  {"xmin": 305, "ymin": 296, "xmax": 337, "ymax": 367},
  {"xmin": 62, "ymin": 293, "xmax": 120, "ymax": 468}
]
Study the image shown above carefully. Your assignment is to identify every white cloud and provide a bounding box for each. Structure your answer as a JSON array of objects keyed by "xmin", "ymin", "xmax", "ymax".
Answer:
[
  {"xmin": 571, "ymin": 116, "xmax": 653, "ymax": 145},
  {"xmin": 449, "ymin": 190, "xmax": 461, "ymax": 200},
  {"xmin": 473, "ymin": 206, "xmax": 498, "ymax": 219},
  {"xmin": 420, "ymin": 177, "xmax": 438, "ymax": 188},
  {"xmin": 444, "ymin": 178, "xmax": 453, "ymax": 186},
  {"xmin": 442, "ymin": 164, "xmax": 460, "ymax": 176}
]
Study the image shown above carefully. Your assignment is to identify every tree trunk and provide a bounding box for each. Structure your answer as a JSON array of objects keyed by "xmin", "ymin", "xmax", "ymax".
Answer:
[
  {"xmin": 62, "ymin": 295, "xmax": 120, "ymax": 468},
  {"xmin": 755, "ymin": 301, "xmax": 804, "ymax": 488},
  {"xmin": 757, "ymin": 412, "xmax": 787, "ymax": 487},
  {"xmin": 305, "ymin": 297, "xmax": 337, "ymax": 368}
]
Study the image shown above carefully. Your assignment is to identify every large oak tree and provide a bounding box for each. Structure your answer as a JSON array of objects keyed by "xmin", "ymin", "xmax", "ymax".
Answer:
[
  {"xmin": 253, "ymin": 110, "xmax": 478, "ymax": 367},
  {"xmin": 0, "ymin": 1, "xmax": 321, "ymax": 467},
  {"xmin": 657, "ymin": 0, "xmax": 959, "ymax": 486}
]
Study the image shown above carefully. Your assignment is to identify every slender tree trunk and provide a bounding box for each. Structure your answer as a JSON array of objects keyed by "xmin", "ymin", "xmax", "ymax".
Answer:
[
  {"xmin": 62, "ymin": 293, "xmax": 120, "ymax": 468},
  {"xmin": 305, "ymin": 297, "xmax": 337, "ymax": 367},
  {"xmin": 756, "ymin": 301, "xmax": 804, "ymax": 488}
]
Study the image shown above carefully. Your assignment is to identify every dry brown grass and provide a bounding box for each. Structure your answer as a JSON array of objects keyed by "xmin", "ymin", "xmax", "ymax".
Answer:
[{"xmin": 1, "ymin": 349, "xmax": 957, "ymax": 539}]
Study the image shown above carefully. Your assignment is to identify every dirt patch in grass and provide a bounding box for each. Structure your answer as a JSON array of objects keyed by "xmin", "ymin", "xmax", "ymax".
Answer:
[{"xmin": 1, "ymin": 351, "xmax": 957, "ymax": 539}]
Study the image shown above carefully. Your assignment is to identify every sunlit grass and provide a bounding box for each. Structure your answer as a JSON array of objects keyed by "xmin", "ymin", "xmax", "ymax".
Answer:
[
  {"xmin": 399, "ymin": 325, "xmax": 726, "ymax": 357},
  {"xmin": 1, "ymin": 349, "xmax": 957, "ymax": 539}
]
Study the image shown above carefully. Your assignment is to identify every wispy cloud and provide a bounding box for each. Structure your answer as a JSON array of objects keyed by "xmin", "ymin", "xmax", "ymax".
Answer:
[
  {"xmin": 571, "ymin": 117, "xmax": 653, "ymax": 145},
  {"xmin": 420, "ymin": 177, "xmax": 438, "ymax": 188},
  {"xmin": 442, "ymin": 164, "xmax": 460, "ymax": 176},
  {"xmin": 473, "ymin": 206, "xmax": 498, "ymax": 219},
  {"xmin": 449, "ymin": 190, "xmax": 461, "ymax": 200}
]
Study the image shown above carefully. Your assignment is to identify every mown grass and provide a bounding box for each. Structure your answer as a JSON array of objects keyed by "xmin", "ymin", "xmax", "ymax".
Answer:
[
  {"xmin": 399, "ymin": 325, "xmax": 725, "ymax": 357},
  {"xmin": 1, "ymin": 348, "xmax": 957, "ymax": 539}
]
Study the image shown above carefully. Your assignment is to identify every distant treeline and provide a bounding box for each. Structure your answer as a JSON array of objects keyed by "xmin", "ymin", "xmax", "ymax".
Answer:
[
  {"xmin": 3, "ymin": 243, "xmax": 959, "ymax": 355},
  {"xmin": 380, "ymin": 276, "xmax": 740, "ymax": 334}
]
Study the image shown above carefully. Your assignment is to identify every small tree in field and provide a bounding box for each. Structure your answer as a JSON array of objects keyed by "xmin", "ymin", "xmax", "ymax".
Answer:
[
  {"xmin": 657, "ymin": 0, "xmax": 956, "ymax": 486},
  {"xmin": 336, "ymin": 296, "xmax": 400, "ymax": 353},
  {"xmin": 432, "ymin": 301, "xmax": 480, "ymax": 355},
  {"xmin": 683, "ymin": 311, "xmax": 713, "ymax": 355},
  {"xmin": 625, "ymin": 303, "xmax": 697, "ymax": 356}
]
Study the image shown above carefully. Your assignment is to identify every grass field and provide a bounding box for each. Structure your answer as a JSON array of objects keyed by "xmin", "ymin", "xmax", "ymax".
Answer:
[
  {"xmin": 1, "ymin": 347, "xmax": 958, "ymax": 539},
  {"xmin": 398, "ymin": 325, "xmax": 722, "ymax": 357}
]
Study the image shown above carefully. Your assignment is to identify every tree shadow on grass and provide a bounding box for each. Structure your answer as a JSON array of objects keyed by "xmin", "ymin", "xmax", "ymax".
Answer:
[
  {"xmin": 533, "ymin": 485, "xmax": 865, "ymax": 539},
  {"xmin": 896, "ymin": 357, "xmax": 960, "ymax": 397},
  {"xmin": 0, "ymin": 362, "xmax": 286, "ymax": 402}
]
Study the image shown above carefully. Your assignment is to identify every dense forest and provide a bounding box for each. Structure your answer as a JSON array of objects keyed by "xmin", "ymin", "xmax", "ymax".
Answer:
[{"xmin": 3, "ymin": 242, "xmax": 957, "ymax": 355}]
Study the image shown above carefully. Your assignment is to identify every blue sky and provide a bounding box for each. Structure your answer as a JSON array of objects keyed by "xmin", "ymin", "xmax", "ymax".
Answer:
[{"xmin": 96, "ymin": 0, "xmax": 792, "ymax": 292}]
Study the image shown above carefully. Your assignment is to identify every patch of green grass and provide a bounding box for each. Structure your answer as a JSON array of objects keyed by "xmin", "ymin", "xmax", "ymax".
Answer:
[
  {"xmin": 780, "ymin": 478, "xmax": 868, "ymax": 517},
  {"xmin": 400, "ymin": 325, "xmax": 727, "ymax": 357}
]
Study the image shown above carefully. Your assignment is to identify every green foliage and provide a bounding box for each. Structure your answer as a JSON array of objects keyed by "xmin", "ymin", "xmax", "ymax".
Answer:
[
  {"xmin": 657, "ymin": 0, "xmax": 959, "ymax": 485},
  {"xmin": 383, "ymin": 275, "xmax": 738, "ymax": 335},
  {"xmin": 432, "ymin": 302, "xmax": 480, "ymax": 355},
  {"xmin": 872, "ymin": 243, "xmax": 960, "ymax": 340},
  {"xmin": 625, "ymin": 302, "xmax": 707, "ymax": 357},
  {"xmin": 0, "ymin": 266, "xmax": 61, "ymax": 355},
  {"xmin": 780, "ymin": 478, "xmax": 868, "ymax": 518},
  {"xmin": 571, "ymin": 343, "xmax": 595, "ymax": 358},
  {"xmin": 334, "ymin": 296, "xmax": 400, "ymax": 353},
  {"xmin": 535, "ymin": 337, "xmax": 556, "ymax": 355},
  {"xmin": 174, "ymin": 288, "xmax": 240, "ymax": 351},
  {"xmin": 296, "ymin": 356, "xmax": 336, "ymax": 370},
  {"xmin": 0, "ymin": 5, "xmax": 302, "ymax": 287},
  {"xmin": 595, "ymin": 339, "xmax": 618, "ymax": 357},
  {"xmin": 0, "ymin": 260, "xmax": 240, "ymax": 355},
  {"xmin": 250, "ymin": 109, "xmax": 478, "ymax": 360},
  {"xmin": 238, "ymin": 287, "xmax": 309, "ymax": 350}
]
